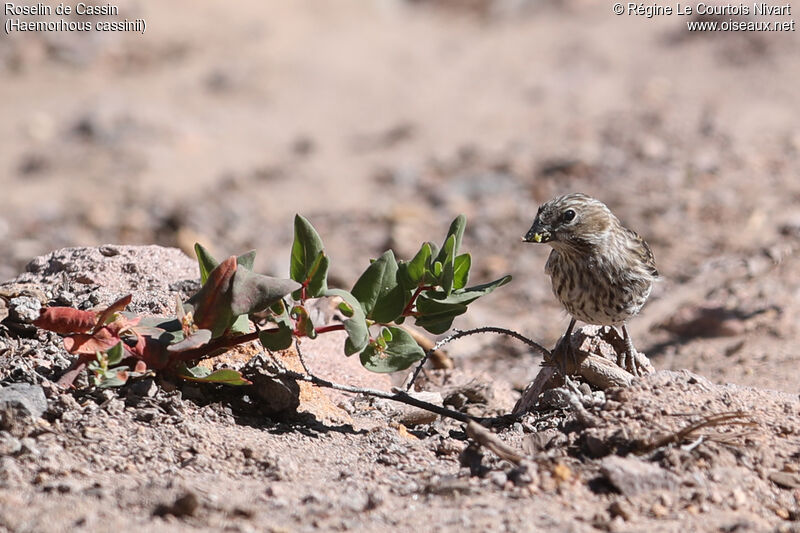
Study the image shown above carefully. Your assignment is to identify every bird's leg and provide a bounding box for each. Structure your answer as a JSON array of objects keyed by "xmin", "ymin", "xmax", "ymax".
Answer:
[
  {"xmin": 620, "ymin": 324, "xmax": 639, "ymax": 377},
  {"xmin": 553, "ymin": 318, "xmax": 577, "ymax": 376}
]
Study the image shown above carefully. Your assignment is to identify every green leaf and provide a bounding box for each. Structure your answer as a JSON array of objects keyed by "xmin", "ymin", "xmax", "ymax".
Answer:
[
  {"xmin": 270, "ymin": 299, "xmax": 288, "ymax": 316},
  {"xmin": 403, "ymin": 243, "xmax": 432, "ymax": 286},
  {"xmin": 259, "ymin": 322, "xmax": 294, "ymax": 351},
  {"xmin": 195, "ymin": 243, "xmax": 219, "ymax": 284},
  {"xmin": 372, "ymin": 286, "xmax": 406, "ymax": 325},
  {"xmin": 95, "ymin": 367, "xmax": 130, "ymax": 388},
  {"xmin": 105, "ymin": 341, "xmax": 124, "ymax": 366},
  {"xmin": 419, "ymin": 275, "xmax": 512, "ymax": 306},
  {"xmin": 338, "ymin": 301, "xmax": 354, "ymax": 317},
  {"xmin": 435, "ymin": 214, "xmax": 466, "ymax": 264},
  {"xmin": 439, "ymin": 235, "xmax": 456, "ymax": 296},
  {"xmin": 290, "ymin": 215, "xmax": 327, "ymax": 295},
  {"xmin": 230, "ymin": 314, "xmax": 251, "ymax": 335},
  {"xmin": 195, "ymin": 244, "xmax": 257, "ymax": 284},
  {"xmin": 359, "ymin": 326, "xmax": 425, "ymax": 373},
  {"xmin": 236, "ymin": 250, "xmax": 256, "ymax": 271},
  {"xmin": 127, "ymin": 315, "xmax": 183, "ymax": 345},
  {"xmin": 325, "ymin": 289, "xmax": 369, "ymax": 355},
  {"xmin": 414, "ymin": 299, "xmax": 468, "ymax": 334},
  {"xmin": 166, "ymin": 329, "xmax": 213, "ymax": 353},
  {"xmin": 453, "ymin": 253, "xmax": 471, "ymax": 290},
  {"xmin": 303, "ymin": 251, "xmax": 329, "ymax": 299},
  {"xmin": 291, "ymin": 306, "xmax": 316, "ymax": 339},
  {"xmin": 427, "ymin": 242, "xmax": 440, "ymax": 264},
  {"xmin": 351, "ymin": 250, "xmax": 396, "ymax": 314},
  {"xmin": 351, "ymin": 250, "xmax": 405, "ymax": 323},
  {"xmin": 177, "ymin": 365, "xmax": 251, "ymax": 386},
  {"xmin": 231, "ymin": 269, "xmax": 301, "ymax": 317}
]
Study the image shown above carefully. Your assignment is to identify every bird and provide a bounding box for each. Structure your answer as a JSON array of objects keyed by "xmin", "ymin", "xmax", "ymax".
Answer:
[{"xmin": 522, "ymin": 193, "xmax": 658, "ymax": 376}]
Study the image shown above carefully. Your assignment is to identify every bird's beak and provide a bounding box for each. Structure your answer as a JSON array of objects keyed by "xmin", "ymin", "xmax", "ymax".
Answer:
[{"xmin": 523, "ymin": 220, "xmax": 552, "ymax": 243}]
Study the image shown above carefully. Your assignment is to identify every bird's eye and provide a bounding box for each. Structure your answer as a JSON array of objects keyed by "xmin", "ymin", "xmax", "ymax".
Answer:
[{"xmin": 562, "ymin": 209, "xmax": 576, "ymax": 223}]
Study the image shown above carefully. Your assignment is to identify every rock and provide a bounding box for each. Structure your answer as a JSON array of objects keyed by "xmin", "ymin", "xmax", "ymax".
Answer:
[
  {"xmin": 601, "ymin": 455, "xmax": 679, "ymax": 496},
  {"xmin": 0, "ymin": 457, "xmax": 23, "ymax": 486},
  {"xmin": 15, "ymin": 245, "xmax": 199, "ymax": 315},
  {"xmin": 0, "ymin": 383, "xmax": 47, "ymax": 418},
  {"xmin": 251, "ymin": 373, "xmax": 301, "ymax": 415},
  {"xmin": 374, "ymin": 391, "xmax": 444, "ymax": 426},
  {"xmin": 153, "ymin": 492, "xmax": 199, "ymax": 518},
  {"xmin": 769, "ymin": 471, "xmax": 800, "ymax": 489},
  {"xmin": 0, "ymin": 432, "xmax": 22, "ymax": 455},
  {"xmin": 8, "ymin": 296, "xmax": 41, "ymax": 323},
  {"xmin": 126, "ymin": 378, "xmax": 158, "ymax": 400},
  {"xmin": 443, "ymin": 379, "xmax": 493, "ymax": 409}
]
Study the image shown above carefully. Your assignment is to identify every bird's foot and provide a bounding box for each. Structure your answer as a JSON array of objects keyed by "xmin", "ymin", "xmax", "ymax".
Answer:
[{"xmin": 617, "ymin": 347, "xmax": 640, "ymax": 377}]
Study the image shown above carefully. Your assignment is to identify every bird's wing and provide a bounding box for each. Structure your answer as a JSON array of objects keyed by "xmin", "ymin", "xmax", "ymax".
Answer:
[{"xmin": 627, "ymin": 228, "xmax": 659, "ymax": 278}]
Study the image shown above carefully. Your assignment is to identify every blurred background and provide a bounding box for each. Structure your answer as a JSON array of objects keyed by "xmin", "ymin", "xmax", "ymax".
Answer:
[{"xmin": 2, "ymin": 0, "xmax": 799, "ymax": 392}]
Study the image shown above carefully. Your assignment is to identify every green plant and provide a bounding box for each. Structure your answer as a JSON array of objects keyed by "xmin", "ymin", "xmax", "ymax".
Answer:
[{"xmin": 34, "ymin": 214, "xmax": 510, "ymax": 388}]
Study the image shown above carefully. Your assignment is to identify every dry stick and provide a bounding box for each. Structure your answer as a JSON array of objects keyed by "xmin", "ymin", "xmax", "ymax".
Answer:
[
  {"xmin": 293, "ymin": 338, "xmax": 312, "ymax": 375},
  {"xmin": 400, "ymin": 325, "xmax": 454, "ymax": 370},
  {"xmin": 406, "ymin": 326, "xmax": 551, "ymax": 391},
  {"xmin": 274, "ymin": 367, "xmax": 479, "ymax": 424},
  {"xmin": 466, "ymin": 420, "xmax": 525, "ymax": 465}
]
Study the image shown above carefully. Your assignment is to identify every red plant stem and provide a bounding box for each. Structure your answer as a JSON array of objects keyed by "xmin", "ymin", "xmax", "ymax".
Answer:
[
  {"xmin": 172, "ymin": 329, "xmax": 262, "ymax": 362},
  {"xmin": 172, "ymin": 321, "xmax": 346, "ymax": 363},
  {"xmin": 401, "ymin": 285, "xmax": 434, "ymax": 317},
  {"xmin": 315, "ymin": 324, "xmax": 345, "ymax": 334}
]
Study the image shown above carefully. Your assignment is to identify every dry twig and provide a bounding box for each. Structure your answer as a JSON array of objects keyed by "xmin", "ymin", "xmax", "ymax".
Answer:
[{"xmin": 466, "ymin": 420, "xmax": 526, "ymax": 466}]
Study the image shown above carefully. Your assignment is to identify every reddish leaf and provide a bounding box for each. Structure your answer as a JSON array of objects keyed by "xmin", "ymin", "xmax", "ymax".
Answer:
[
  {"xmin": 63, "ymin": 327, "xmax": 122, "ymax": 355},
  {"xmin": 128, "ymin": 333, "xmax": 170, "ymax": 369},
  {"xmin": 134, "ymin": 360, "xmax": 147, "ymax": 372},
  {"xmin": 92, "ymin": 294, "xmax": 132, "ymax": 334},
  {"xmin": 186, "ymin": 256, "xmax": 237, "ymax": 337},
  {"xmin": 34, "ymin": 307, "xmax": 97, "ymax": 334},
  {"xmin": 56, "ymin": 360, "xmax": 88, "ymax": 388}
]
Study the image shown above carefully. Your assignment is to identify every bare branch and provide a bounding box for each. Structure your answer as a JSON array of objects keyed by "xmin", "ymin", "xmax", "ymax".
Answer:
[
  {"xmin": 272, "ymin": 367, "xmax": 480, "ymax": 424},
  {"xmin": 466, "ymin": 420, "xmax": 525, "ymax": 465},
  {"xmin": 406, "ymin": 326, "xmax": 551, "ymax": 391}
]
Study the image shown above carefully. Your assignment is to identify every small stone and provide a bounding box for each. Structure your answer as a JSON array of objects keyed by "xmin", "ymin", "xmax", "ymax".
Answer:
[
  {"xmin": 0, "ymin": 383, "xmax": 47, "ymax": 418},
  {"xmin": 153, "ymin": 492, "xmax": 199, "ymax": 518},
  {"xmin": 651, "ymin": 503, "xmax": 669, "ymax": 517},
  {"xmin": 342, "ymin": 490, "xmax": 370, "ymax": 513},
  {"xmin": 731, "ymin": 488, "xmax": 747, "ymax": 508},
  {"xmin": 98, "ymin": 246, "xmax": 120, "ymax": 257},
  {"xmin": 609, "ymin": 500, "xmax": 631, "ymax": 521},
  {"xmin": 0, "ymin": 432, "xmax": 22, "ymax": 455},
  {"xmin": 19, "ymin": 437, "xmax": 39, "ymax": 456},
  {"xmin": 488, "ymin": 470, "xmax": 508, "ymax": 488},
  {"xmin": 8, "ymin": 297, "xmax": 41, "ymax": 323},
  {"xmin": 601, "ymin": 456, "xmax": 678, "ymax": 496},
  {"xmin": 0, "ymin": 457, "xmax": 23, "ymax": 485},
  {"xmin": 774, "ymin": 507, "xmax": 791, "ymax": 520},
  {"xmin": 127, "ymin": 378, "xmax": 158, "ymax": 399}
]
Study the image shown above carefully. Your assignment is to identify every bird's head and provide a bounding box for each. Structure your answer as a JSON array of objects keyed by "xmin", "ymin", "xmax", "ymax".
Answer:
[{"xmin": 523, "ymin": 193, "xmax": 616, "ymax": 250}]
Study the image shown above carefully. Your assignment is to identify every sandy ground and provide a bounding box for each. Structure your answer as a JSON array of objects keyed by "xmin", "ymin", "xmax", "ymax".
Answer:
[{"xmin": 1, "ymin": 0, "xmax": 800, "ymax": 531}]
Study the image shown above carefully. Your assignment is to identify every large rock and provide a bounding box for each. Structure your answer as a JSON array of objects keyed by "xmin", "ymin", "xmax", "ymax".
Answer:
[{"xmin": 10, "ymin": 245, "xmax": 201, "ymax": 314}]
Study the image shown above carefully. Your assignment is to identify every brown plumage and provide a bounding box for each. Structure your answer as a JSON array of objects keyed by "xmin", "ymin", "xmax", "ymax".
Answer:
[{"xmin": 523, "ymin": 193, "xmax": 658, "ymax": 376}]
